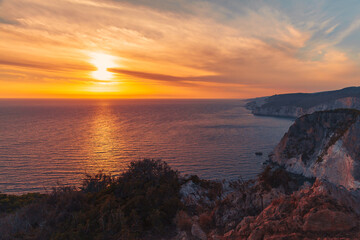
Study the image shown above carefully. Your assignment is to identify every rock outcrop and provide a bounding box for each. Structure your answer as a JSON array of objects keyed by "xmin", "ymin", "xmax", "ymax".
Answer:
[
  {"xmin": 235, "ymin": 179, "xmax": 360, "ymax": 239},
  {"xmin": 175, "ymin": 172, "xmax": 360, "ymax": 240},
  {"xmin": 246, "ymin": 87, "xmax": 360, "ymax": 118},
  {"xmin": 271, "ymin": 109, "xmax": 360, "ymax": 189}
]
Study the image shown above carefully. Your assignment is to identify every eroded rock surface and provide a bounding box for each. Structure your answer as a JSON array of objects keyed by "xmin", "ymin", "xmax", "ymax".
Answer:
[
  {"xmin": 271, "ymin": 109, "xmax": 360, "ymax": 189},
  {"xmin": 234, "ymin": 180, "xmax": 360, "ymax": 240}
]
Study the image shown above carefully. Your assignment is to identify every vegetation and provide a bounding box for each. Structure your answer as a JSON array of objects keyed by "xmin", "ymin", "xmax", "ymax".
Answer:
[
  {"xmin": 258, "ymin": 166, "xmax": 292, "ymax": 191},
  {"xmin": 0, "ymin": 159, "xmax": 312, "ymax": 240},
  {"xmin": 0, "ymin": 192, "xmax": 45, "ymax": 214},
  {"xmin": 258, "ymin": 165, "xmax": 314, "ymax": 194},
  {"xmin": 0, "ymin": 159, "xmax": 182, "ymax": 240}
]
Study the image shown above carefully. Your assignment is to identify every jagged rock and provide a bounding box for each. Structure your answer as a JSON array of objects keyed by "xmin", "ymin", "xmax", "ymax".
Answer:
[
  {"xmin": 179, "ymin": 179, "xmax": 228, "ymax": 209},
  {"xmin": 248, "ymin": 226, "xmax": 265, "ymax": 240},
  {"xmin": 213, "ymin": 189, "xmax": 259, "ymax": 232},
  {"xmin": 208, "ymin": 230, "xmax": 221, "ymax": 240},
  {"xmin": 302, "ymin": 209, "xmax": 357, "ymax": 232},
  {"xmin": 223, "ymin": 229, "xmax": 234, "ymax": 237},
  {"xmin": 236, "ymin": 179, "xmax": 360, "ymax": 239},
  {"xmin": 180, "ymin": 180, "xmax": 211, "ymax": 207},
  {"xmin": 191, "ymin": 222, "xmax": 207, "ymax": 240},
  {"xmin": 261, "ymin": 187, "xmax": 285, "ymax": 207},
  {"xmin": 211, "ymin": 176, "xmax": 292, "ymax": 234},
  {"xmin": 236, "ymin": 215, "xmax": 255, "ymax": 235},
  {"xmin": 271, "ymin": 109, "xmax": 360, "ymax": 189}
]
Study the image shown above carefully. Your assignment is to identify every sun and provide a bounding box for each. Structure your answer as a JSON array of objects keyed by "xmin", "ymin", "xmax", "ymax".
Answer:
[{"xmin": 89, "ymin": 52, "xmax": 117, "ymax": 81}]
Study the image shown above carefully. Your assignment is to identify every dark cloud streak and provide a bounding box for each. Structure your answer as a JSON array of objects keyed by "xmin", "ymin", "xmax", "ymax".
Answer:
[
  {"xmin": 108, "ymin": 68, "xmax": 202, "ymax": 86},
  {"xmin": 108, "ymin": 68, "xmax": 266, "ymax": 86},
  {"xmin": 0, "ymin": 59, "xmax": 95, "ymax": 72}
]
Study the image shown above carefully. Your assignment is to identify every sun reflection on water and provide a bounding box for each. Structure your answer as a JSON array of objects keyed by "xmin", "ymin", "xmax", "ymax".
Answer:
[{"xmin": 84, "ymin": 101, "xmax": 127, "ymax": 174}]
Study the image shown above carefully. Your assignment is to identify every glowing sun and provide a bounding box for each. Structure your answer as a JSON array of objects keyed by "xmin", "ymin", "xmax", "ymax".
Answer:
[{"xmin": 89, "ymin": 52, "xmax": 117, "ymax": 81}]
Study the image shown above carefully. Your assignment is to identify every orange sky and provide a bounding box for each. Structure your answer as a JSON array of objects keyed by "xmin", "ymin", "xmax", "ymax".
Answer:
[{"xmin": 0, "ymin": 0, "xmax": 360, "ymax": 99}]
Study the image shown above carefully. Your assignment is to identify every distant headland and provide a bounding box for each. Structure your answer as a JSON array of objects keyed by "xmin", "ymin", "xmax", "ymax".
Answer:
[{"xmin": 246, "ymin": 86, "xmax": 360, "ymax": 118}]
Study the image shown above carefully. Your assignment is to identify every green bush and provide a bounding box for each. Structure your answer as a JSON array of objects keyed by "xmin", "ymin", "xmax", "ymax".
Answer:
[
  {"xmin": 114, "ymin": 159, "xmax": 182, "ymax": 235},
  {"xmin": 0, "ymin": 192, "xmax": 45, "ymax": 214},
  {"xmin": 0, "ymin": 159, "xmax": 183, "ymax": 240}
]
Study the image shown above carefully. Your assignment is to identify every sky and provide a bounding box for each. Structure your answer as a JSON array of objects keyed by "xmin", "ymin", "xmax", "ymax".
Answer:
[{"xmin": 0, "ymin": 0, "xmax": 360, "ymax": 99}]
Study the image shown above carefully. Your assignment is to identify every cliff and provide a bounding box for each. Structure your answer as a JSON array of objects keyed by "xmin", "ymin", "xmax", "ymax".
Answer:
[
  {"xmin": 246, "ymin": 86, "xmax": 360, "ymax": 118},
  {"xmin": 270, "ymin": 109, "xmax": 360, "ymax": 189}
]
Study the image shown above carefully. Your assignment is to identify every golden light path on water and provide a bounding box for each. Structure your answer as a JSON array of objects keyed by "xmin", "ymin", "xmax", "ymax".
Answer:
[
  {"xmin": 85, "ymin": 101, "xmax": 129, "ymax": 173},
  {"xmin": 0, "ymin": 99, "xmax": 294, "ymax": 193}
]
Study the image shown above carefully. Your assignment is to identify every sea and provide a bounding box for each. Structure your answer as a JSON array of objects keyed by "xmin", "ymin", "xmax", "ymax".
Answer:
[{"xmin": 0, "ymin": 99, "xmax": 293, "ymax": 194}]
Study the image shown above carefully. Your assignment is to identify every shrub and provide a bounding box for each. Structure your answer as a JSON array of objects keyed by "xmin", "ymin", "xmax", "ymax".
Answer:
[
  {"xmin": 0, "ymin": 192, "xmax": 45, "ymax": 214},
  {"xmin": 80, "ymin": 171, "xmax": 115, "ymax": 193},
  {"xmin": 0, "ymin": 159, "xmax": 183, "ymax": 239},
  {"xmin": 114, "ymin": 159, "xmax": 182, "ymax": 236},
  {"xmin": 258, "ymin": 166, "xmax": 292, "ymax": 192}
]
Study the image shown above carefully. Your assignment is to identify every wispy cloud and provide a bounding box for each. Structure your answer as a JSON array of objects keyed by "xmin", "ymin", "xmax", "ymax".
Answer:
[
  {"xmin": 334, "ymin": 18, "xmax": 360, "ymax": 44},
  {"xmin": 325, "ymin": 24, "xmax": 339, "ymax": 35},
  {"xmin": 0, "ymin": 59, "xmax": 94, "ymax": 72},
  {"xmin": 0, "ymin": 0, "xmax": 359, "ymax": 98}
]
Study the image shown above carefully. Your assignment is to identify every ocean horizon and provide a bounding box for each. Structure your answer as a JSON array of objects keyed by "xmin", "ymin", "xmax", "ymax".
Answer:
[{"xmin": 0, "ymin": 99, "xmax": 293, "ymax": 194}]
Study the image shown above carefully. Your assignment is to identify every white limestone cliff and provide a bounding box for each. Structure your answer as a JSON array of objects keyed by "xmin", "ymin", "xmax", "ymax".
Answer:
[{"xmin": 270, "ymin": 109, "xmax": 360, "ymax": 189}]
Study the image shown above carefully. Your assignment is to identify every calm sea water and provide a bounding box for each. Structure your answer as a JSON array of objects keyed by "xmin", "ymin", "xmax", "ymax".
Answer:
[{"xmin": 0, "ymin": 99, "xmax": 293, "ymax": 194}]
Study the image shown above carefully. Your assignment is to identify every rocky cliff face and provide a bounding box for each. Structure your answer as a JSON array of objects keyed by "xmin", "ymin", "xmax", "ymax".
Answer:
[
  {"xmin": 271, "ymin": 109, "xmax": 360, "ymax": 189},
  {"xmin": 248, "ymin": 97, "xmax": 360, "ymax": 118}
]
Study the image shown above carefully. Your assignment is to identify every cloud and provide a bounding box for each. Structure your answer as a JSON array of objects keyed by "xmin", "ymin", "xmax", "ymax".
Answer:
[
  {"xmin": 325, "ymin": 24, "xmax": 339, "ymax": 35},
  {"xmin": 108, "ymin": 68, "xmax": 201, "ymax": 87},
  {"xmin": 0, "ymin": 16, "xmax": 16, "ymax": 24},
  {"xmin": 0, "ymin": 0, "xmax": 360, "ymax": 98},
  {"xmin": 334, "ymin": 18, "xmax": 360, "ymax": 44},
  {"xmin": 0, "ymin": 59, "xmax": 94, "ymax": 72}
]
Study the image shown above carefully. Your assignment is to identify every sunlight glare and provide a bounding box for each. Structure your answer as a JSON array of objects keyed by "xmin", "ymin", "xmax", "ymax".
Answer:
[{"xmin": 89, "ymin": 52, "xmax": 117, "ymax": 81}]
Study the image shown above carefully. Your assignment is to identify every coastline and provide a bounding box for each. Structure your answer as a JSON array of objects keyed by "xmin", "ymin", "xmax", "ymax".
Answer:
[{"xmin": 3, "ymin": 109, "xmax": 360, "ymax": 239}]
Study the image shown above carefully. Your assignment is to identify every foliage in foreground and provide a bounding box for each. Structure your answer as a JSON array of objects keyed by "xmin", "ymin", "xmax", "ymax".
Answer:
[
  {"xmin": 0, "ymin": 159, "xmax": 182, "ymax": 240},
  {"xmin": 0, "ymin": 192, "xmax": 45, "ymax": 215}
]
